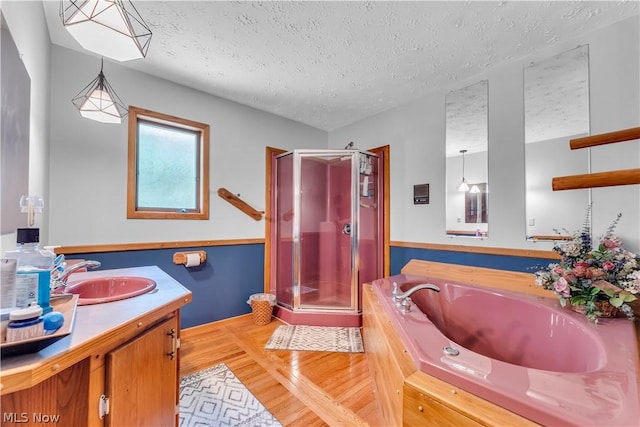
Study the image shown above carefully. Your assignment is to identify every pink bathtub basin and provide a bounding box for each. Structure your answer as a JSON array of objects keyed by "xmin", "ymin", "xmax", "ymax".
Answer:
[
  {"xmin": 374, "ymin": 274, "xmax": 640, "ymax": 427},
  {"xmin": 66, "ymin": 276, "xmax": 156, "ymax": 306},
  {"xmin": 399, "ymin": 280, "xmax": 605, "ymax": 373}
]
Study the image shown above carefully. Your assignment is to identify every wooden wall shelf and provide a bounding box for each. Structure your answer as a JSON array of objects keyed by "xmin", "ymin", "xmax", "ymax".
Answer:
[
  {"xmin": 217, "ymin": 187, "xmax": 264, "ymax": 221},
  {"xmin": 527, "ymin": 234, "xmax": 572, "ymax": 241},
  {"xmin": 553, "ymin": 127, "xmax": 640, "ymax": 191}
]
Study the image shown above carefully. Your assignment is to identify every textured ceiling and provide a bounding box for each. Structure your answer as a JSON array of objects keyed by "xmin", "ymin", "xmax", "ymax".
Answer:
[{"xmin": 42, "ymin": 1, "xmax": 639, "ymax": 132}]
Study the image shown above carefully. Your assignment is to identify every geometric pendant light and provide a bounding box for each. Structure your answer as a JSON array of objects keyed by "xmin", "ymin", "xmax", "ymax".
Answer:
[
  {"xmin": 457, "ymin": 149, "xmax": 470, "ymax": 192},
  {"xmin": 60, "ymin": 0, "xmax": 152, "ymax": 62},
  {"xmin": 72, "ymin": 58, "xmax": 128, "ymax": 124}
]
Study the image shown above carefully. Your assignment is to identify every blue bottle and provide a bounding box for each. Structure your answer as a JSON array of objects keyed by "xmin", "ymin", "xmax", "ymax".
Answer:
[{"xmin": 3, "ymin": 228, "xmax": 55, "ymax": 314}]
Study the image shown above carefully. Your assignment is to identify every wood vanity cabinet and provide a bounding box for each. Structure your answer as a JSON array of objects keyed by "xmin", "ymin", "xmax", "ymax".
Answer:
[
  {"xmin": 1, "ymin": 312, "xmax": 181, "ymax": 427},
  {"xmin": 0, "ymin": 358, "xmax": 92, "ymax": 426},
  {"xmin": 105, "ymin": 315, "xmax": 179, "ymax": 426}
]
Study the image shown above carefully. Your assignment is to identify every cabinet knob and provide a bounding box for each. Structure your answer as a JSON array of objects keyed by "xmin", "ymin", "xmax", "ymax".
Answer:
[{"xmin": 418, "ymin": 405, "xmax": 424, "ymax": 412}]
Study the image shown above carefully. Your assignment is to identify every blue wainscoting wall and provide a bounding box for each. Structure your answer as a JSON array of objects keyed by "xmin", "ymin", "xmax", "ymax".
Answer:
[
  {"xmin": 390, "ymin": 246, "xmax": 555, "ymax": 275},
  {"xmin": 65, "ymin": 243, "xmax": 554, "ymax": 329},
  {"xmin": 64, "ymin": 244, "xmax": 264, "ymax": 329}
]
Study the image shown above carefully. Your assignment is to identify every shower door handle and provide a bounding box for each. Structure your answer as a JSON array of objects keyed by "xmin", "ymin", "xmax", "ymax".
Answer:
[{"xmin": 342, "ymin": 223, "xmax": 351, "ymax": 235}]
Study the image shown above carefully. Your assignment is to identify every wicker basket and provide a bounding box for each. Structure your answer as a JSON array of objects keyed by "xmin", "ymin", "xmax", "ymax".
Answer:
[{"xmin": 251, "ymin": 300, "xmax": 273, "ymax": 325}]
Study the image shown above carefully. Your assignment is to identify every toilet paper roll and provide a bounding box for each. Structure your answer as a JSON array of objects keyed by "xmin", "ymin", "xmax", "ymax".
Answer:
[{"xmin": 185, "ymin": 253, "xmax": 201, "ymax": 267}]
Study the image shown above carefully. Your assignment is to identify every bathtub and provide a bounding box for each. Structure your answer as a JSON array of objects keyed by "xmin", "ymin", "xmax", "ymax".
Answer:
[{"xmin": 372, "ymin": 273, "xmax": 640, "ymax": 427}]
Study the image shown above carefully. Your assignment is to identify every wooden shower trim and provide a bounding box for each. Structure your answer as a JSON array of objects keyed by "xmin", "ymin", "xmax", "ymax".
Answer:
[{"xmin": 553, "ymin": 127, "xmax": 640, "ymax": 191}]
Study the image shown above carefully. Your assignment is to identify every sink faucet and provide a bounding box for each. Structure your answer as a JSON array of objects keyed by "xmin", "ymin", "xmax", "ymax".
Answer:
[
  {"xmin": 391, "ymin": 282, "xmax": 440, "ymax": 313},
  {"xmin": 51, "ymin": 260, "xmax": 101, "ymax": 291}
]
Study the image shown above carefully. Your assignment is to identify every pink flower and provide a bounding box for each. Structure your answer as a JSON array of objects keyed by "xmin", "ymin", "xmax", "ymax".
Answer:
[
  {"xmin": 602, "ymin": 261, "xmax": 616, "ymax": 271},
  {"xmin": 602, "ymin": 238, "xmax": 621, "ymax": 249},
  {"xmin": 554, "ymin": 277, "xmax": 570, "ymax": 297},
  {"xmin": 572, "ymin": 262, "xmax": 589, "ymax": 277},
  {"xmin": 552, "ymin": 265, "xmax": 563, "ymax": 275}
]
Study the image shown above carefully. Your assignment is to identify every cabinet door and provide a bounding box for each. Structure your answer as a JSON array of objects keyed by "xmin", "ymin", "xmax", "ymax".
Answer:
[
  {"xmin": 403, "ymin": 383, "xmax": 483, "ymax": 427},
  {"xmin": 106, "ymin": 316, "xmax": 178, "ymax": 427}
]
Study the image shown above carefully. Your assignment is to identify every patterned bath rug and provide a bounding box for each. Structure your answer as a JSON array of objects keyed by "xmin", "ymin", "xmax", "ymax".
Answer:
[
  {"xmin": 264, "ymin": 325, "xmax": 364, "ymax": 353},
  {"xmin": 179, "ymin": 363, "xmax": 282, "ymax": 427}
]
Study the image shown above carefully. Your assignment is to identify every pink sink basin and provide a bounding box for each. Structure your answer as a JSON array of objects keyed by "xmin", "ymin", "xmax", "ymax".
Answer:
[{"xmin": 65, "ymin": 276, "xmax": 157, "ymax": 306}]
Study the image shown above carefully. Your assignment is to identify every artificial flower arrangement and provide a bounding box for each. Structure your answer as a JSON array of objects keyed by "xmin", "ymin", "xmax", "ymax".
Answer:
[{"xmin": 534, "ymin": 209, "xmax": 639, "ymax": 322}]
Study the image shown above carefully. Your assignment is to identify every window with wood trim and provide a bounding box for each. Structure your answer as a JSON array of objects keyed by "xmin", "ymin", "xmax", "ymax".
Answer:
[{"xmin": 127, "ymin": 106, "xmax": 209, "ymax": 219}]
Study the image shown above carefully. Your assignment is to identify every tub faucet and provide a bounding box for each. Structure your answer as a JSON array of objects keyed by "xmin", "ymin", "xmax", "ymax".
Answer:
[
  {"xmin": 51, "ymin": 260, "xmax": 101, "ymax": 291},
  {"xmin": 392, "ymin": 283, "xmax": 440, "ymax": 311}
]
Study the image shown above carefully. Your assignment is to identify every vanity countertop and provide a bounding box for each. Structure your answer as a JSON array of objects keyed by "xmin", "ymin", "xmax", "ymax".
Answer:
[{"xmin": 0, "ymin": 265, "xmax": 192, "ymax": 395}]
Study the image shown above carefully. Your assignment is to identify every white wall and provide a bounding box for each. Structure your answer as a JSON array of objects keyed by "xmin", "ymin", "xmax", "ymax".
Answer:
[
  {"xmin": 329, "ymin": 15, "xmax": 640, "ymax": 253},
  {"xmin": 0, "ymin": 1, "xmax": 52, "ymax": 253},
  {"xmin": 47, "ymin": 46, "xmax": 327, "ymax": 245},
  {"xmin": 2, "ymin": 3, "xmax": 638, "ymax": 254},
  {"xmin": 525, "ymin": 135, "xmax": 590, "ymax": 237}
]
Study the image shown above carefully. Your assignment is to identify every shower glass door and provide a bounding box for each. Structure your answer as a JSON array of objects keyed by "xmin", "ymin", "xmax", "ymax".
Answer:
[
  {"xmin": 273, "ymin": 149, "xmax": 380, "ymax": 314},
  {"xmin": 296, "ymin": 151, "xmax": 356, "ymax": 311}
]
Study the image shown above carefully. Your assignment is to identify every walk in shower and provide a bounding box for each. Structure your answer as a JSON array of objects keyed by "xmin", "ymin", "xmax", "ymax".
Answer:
[{"xmin": 270, "ymin": 149, "xmax": 382, "ymax": 326}]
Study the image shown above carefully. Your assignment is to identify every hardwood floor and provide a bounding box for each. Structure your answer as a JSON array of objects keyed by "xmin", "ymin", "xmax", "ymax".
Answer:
[{"xmin": 180, "ymin": 314, "xmax": 383, "ymax": 427}]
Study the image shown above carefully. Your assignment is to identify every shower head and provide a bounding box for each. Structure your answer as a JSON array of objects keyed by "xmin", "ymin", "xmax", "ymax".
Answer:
[{"xmin": 344, "ymin": 141, "xmax": 355, "ymax": 150}]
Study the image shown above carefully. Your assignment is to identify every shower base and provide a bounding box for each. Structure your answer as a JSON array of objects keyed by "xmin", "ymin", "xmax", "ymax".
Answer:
[{"xmin": 273, "ymin": 304, "xmax": 362, "ymax": 327}]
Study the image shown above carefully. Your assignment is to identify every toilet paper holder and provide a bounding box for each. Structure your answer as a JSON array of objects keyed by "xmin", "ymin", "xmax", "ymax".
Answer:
[{"xmin": 173, "ymin": 251, "xmax": 207, "ymax": 266}]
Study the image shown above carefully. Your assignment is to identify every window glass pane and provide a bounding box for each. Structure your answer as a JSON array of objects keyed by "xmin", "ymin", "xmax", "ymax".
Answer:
[{"xmin": 137, "ymin": 121, "xmax": 198, "ymax": 210}]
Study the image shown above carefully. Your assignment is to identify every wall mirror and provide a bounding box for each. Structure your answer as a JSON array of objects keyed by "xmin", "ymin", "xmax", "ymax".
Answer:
[
  {"xmin": 524, "ymin": 45, "xmax": 590, "ymax": 241},
  {"xmin": 445, "ymin": 80, "xmax": 489, "ymax": 238}
]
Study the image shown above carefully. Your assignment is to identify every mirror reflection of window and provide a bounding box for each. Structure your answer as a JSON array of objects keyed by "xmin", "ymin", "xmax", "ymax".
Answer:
[
  {"xmin": 524, "ymin": 45, "xmax": 590, "ymax": 241},
  {"xmin": 445, "ymin": 80, "xmax": 489, "ymax": 238}
]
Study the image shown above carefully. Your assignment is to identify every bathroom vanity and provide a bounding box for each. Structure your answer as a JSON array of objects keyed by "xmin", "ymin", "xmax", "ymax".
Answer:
[{"xmin": 0, "ymin": 266, "xmax": 192, "ymax": 426}]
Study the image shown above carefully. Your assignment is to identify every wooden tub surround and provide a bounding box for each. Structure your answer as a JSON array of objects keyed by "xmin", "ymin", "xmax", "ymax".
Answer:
[
  {"xmin": 0, "ymin": 266, "xmax": 192, "ymax": 427},
  {"xmin": 362, "ymin": 259, "xmax": 640, "ymax": 426}
]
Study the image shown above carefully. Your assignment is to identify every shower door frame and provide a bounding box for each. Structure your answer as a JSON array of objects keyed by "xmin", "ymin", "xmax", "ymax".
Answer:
[{"xmin": 276, "ymin": 149, "xmax": 378, "ymax": 313}]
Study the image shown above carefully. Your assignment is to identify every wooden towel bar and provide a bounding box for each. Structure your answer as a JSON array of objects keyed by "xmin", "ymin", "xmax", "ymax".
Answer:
[
  {"xmin": 552, "ymin": 127, "xmax": 640, "ymax": 191},
  {"xmin": 217, "ymin": 188, "xmax": 264, "ymax": 221}
]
